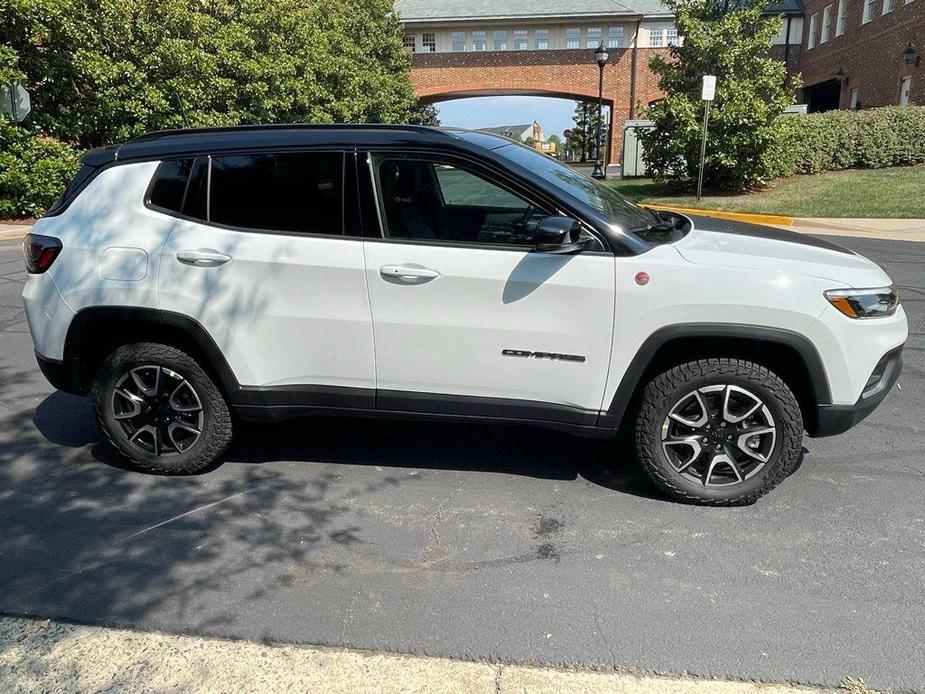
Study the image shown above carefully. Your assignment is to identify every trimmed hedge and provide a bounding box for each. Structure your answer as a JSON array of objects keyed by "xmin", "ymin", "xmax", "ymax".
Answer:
[
  {"xmin": 0, "ymin": 118, "xmax": 81, "ymax": 218},
  {"xmin": 769, "ymin": 106, "xmax": 925, "ymax": 177}
]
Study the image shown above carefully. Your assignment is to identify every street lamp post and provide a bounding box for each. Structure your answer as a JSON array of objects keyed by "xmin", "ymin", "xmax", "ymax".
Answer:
[{"xmin": 591, "ymin": 42, "xmax": 609, "ymax": 180}]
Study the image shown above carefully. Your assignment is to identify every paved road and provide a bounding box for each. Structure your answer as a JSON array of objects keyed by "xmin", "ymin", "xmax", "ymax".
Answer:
[{"xmin": 0, "ymin": 236, "xmax": 922, "ymax": 692}]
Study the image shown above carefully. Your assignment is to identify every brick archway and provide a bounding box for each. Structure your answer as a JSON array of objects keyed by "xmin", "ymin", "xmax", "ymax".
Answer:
[{"xmin": 411, "ymin": 48, "xmax": 666, "ymax": 165}]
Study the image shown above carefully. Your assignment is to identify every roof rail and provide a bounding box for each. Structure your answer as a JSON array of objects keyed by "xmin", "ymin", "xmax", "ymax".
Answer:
[{"xmin": 128, "ymin": 123, "xmax": 449, "ymax": 144}]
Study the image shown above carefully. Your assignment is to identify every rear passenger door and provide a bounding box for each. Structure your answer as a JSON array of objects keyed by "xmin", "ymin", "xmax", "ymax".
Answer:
[{"xmin": 157, "ymin": 151, "xmax": 375, "ymax": 405}]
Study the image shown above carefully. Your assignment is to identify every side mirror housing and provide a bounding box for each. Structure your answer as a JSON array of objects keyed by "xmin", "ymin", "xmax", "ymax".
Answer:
[{"xmin": 534, "ymin": 215, "xmax": 589, "ymax": 254}]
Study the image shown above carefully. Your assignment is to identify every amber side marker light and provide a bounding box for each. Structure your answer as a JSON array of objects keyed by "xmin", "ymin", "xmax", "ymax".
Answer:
[{"xmin": 824, "ymin": 287, "xmax": 899, "ymax": 319}]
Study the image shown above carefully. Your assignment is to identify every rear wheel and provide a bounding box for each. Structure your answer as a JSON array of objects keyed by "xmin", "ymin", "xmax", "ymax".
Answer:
[
  {"xmin": 634, "ymin": 358, "xmax": 803, "ymax": 505},
  {"xmin": 92, "ymin": 342, "xmax": 233, "ymax": 474}
]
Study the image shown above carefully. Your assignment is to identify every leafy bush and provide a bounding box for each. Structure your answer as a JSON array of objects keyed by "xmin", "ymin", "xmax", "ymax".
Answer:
[
  {"xmin": 639, "ymin": 0, "xmax": 799, "ymax": 192},
  {"xmin": 769, "ymin": 106, "xmax": 925, "ymax": 177},
  {"xmin": 0, "ymin": 118, "xmax": 81, "ymax": 218}
]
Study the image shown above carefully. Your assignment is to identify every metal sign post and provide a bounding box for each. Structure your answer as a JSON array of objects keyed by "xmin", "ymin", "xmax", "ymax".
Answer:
[
  {"xmin": 0, "ymin": 83, "xmax": 31, "ymax": 122},
  {"xmin": 696, "ymin": 75, "xmax": 716, "ymax": 203}
]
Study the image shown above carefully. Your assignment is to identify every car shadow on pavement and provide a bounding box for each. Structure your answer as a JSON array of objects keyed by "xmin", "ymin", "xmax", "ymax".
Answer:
[{"xmin": 31, "ymin": 389, "xmax": 667, "ymax": 502}]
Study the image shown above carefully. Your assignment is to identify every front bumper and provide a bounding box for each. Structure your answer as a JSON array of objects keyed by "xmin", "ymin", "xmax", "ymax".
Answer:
[{"xmin": 810, "ymin": 345, "xmax": 903, "ymax": 437}]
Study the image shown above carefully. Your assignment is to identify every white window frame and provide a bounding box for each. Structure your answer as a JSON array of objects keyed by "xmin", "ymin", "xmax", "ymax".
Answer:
[
  {"xmin": 566, "ymin": 27, "xmax": 581, "ymax": 49},
  {"xmin": 807, "ymin": 13, "xmax": 817, "ymax": 49},
  {"xmin": 862, "ymin": 0, "xmax": 876, "ymax": 23},
  {"xmin": 836, "ymin": 0, "xmax": 847, "ymax": 36},
  {"xmin": 899, "ymin": 76, "xmax": 912, "ymax": 106},
  {"xmin": 403, "ymin": 34, "xmax": 416, "ymax": 52},
  {"xmin": 649, "ymin": 28, "xmax": 665, "ymax": 47},
  {"xmin": 451, "ymin": 31, "xmax": 466, "ymax": 52},
  {"xmin": 421, "ymin": 32, "xmax": 436, "ymax": 53},
  {"xmin": 493, "ymin": 30, "xmax": 507, "ymax": 50},
  {"xmin": 821, "ymin": 5, "xmax": 832, "ymax": 43},
  {"xmin": 513, "ymin": 29, "xmax": 528, "ymax": 50},
  {"xmin": 666, "ymin": 28, "xmax": 679, "ymax": 46},
  {"xmin": 534, "ymin": 29, "xmax": 549, "ymax": 49},
  {"xmin": 472, "ymin": 31, "xmax": 487, "ymax": 51},
  {"xmin": 607, "ymin": 26, "xmax": 624, "ymax": 48},
  {"xmin": 587, "ymin": 27, "xmax": 602, "ymax": 48},
  {"xmin": 850, "ymin": 87, "xmax": 861, "ymax": 109},
  {"xmin": 882, "ymin": 0, "xmax": 894, "ymax": 14}
]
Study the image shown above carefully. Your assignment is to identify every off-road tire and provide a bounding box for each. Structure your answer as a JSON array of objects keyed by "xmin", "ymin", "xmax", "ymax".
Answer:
[
  {"xmin": 634, "ymin": 358, "xmax": 803, "ymax": 506},
  {"xmin": 92, "ymin": 342, "xmax": 233, "ymax": 474}
]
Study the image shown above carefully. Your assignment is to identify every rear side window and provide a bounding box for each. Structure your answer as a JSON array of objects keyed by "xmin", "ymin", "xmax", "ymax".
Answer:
[
  {"xmin": 148, "ymin": 158, "xmax": 194, "ymax": 213},
  {"xmin": 209, "ymin": 152, "xmax": 344, "ymax": 234}
]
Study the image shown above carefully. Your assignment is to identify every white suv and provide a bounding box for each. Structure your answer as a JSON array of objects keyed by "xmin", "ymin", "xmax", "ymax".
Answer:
[{"xmin": 21, "ymin": 125, "xmax": 907, "ymax": 505}]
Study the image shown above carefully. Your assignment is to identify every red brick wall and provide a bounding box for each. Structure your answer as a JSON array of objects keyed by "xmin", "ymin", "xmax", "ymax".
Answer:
[
  {"xmin": 411, "ymin": 48, "xmax": 668, "ymax": 164},
  {"xmin": 798, "ymin": 0, "xmax": 923, "ymax": 107}
]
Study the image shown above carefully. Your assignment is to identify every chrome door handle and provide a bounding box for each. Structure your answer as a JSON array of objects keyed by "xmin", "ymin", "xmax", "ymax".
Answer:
[
  {"xmin": 379, "ymin": 264, "xmax": 440, "ymax": 282},
  {"xmin": 176, "ymin": 249, "xmax": 232, "ymax": 267}
]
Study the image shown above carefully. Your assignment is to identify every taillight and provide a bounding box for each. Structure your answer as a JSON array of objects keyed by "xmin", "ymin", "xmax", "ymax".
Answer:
[{"xmin": 23, "ymin": 233, "xmax": 63, "ymax": 274}]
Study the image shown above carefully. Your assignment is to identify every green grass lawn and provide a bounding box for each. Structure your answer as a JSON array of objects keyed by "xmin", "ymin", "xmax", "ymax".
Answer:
[{"xmin": 605, "ymin": 165, "xmax": 925, "ymax": 218}]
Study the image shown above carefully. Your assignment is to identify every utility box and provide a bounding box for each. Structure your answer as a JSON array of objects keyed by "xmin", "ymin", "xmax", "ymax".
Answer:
[{"xmin": 621, "ymin": 119, "xmax": 654, "ymax": 178}]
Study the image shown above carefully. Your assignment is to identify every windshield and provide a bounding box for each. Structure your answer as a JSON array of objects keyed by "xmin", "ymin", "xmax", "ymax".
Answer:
[{"xmin": 493, "ymin": 142, "xmax": 655, "ymax": 230}]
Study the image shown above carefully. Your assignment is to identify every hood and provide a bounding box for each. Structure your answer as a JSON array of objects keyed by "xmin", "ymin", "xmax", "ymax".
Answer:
[{"xmin": 674, "ymin": 215, "xmax": 892, "ymax": 287}]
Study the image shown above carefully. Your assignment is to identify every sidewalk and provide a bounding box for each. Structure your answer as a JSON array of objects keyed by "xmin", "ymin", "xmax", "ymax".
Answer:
[{"xmin": 0, "ymin": 616, "xmax": 843, "ymax": 694}]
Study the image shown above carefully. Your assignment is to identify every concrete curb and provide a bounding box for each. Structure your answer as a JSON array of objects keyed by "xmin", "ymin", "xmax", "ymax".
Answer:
[
  {"xmin": 643, "ymin": 204, "xmax": 793, "ymax": 227},
  {"xmin": 0, "ymin": 616, "xmax": 838, "ymax": 694},
  {"xmin": 0, "ymin": 226, "xmax": 30, "ymax": 241}
]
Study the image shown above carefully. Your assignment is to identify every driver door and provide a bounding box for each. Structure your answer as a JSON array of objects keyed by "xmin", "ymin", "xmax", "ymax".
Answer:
[{"xmin": 362, "ymin": 152, "xmax": 616, "ymax": 422}]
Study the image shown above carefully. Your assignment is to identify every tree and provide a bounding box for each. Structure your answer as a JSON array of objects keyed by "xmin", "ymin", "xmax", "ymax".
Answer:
[
  {"xmin": 638, "ymin": 0, "xmax": 800, "ymax": 191},
  {"xmin": 0, "ymin": 0, "xmax": 424, "ymax": 147},
  {"xmin": 570, "ymin": 101, "xmax": 607, "ymax": 162}
]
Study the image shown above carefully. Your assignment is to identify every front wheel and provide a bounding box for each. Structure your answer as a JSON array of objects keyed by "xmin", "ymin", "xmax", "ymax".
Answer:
[
  {"xmin": 634, "ymin": 358, "xmax": 803, "ymax": 506},
  {"xmin": 92, "ymin": 342, "xmax": 233, "ymax": 474}
]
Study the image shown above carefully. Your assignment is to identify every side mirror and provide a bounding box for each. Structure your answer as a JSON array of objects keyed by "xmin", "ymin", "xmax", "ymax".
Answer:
[{"xmin": 534, "ymin": 215, "xmax": 589, "ymax": 254}]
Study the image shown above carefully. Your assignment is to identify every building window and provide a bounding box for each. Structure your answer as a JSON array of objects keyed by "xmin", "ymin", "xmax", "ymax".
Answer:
[
  {"xmin": 566, "ymin": 27, "xmax": 580, "ymax": 49},
  {"xmin": 666, "ymin": 28, "xmax": 679, "ymax": 45},
  {"xmin": 607, "ymin": 26, "xmax": 624, "ymax": 48},
  {"xmin": 535, "ymin": 29, "xmax": 549, "ymax": 49},
  {"xmin": 821, "ymin": 4, "xmax": 832, "ymax": 43},
  {"xmin": 422, "ymin": 32, "xmax": 436, "ymax": 53},
  {"xmin": 900, "ymin": 76, "xmax": 912, "ymax": 105},
  {"xmin": 649, "ymin": 28, "xmax": 665, "ymax": 47},
  {"xmin": 806, "ymin": 13, "xmax": 817, "ymax": 49},
  {"xmin": 587, "ymin": 27, "xmax": 602, "ymax": 48},
  {"xmin": 452, "ymin": 31, "xmax": 466, "ymax": 52},
  {"xmin": 836, "ymin": 0, "xmax": 847, "ymax": 36},
  {"xmin": 850, "ymin": 87, "xmax": 861, "ymax": 109},
  {"xmin": 492, "ymin": 30, "xmax": 507, "ymax": 50},
  {"xmin": 472, "ymin": 31, "xmax": 487, "ymax": 51},
  {"xmin": 513, "ymin": 29, "xmax": 528, "ymax": 50},
  {"xmin": 882, "ymin": 0, "xmax": 894, "ymax": 13},
  {"xmin": 403, "ymin": 34, "xmax": 415, "ymax": 52},
  {"xmin": 862, "ymin": 0, "xmax": 875, "ymax": 22}
]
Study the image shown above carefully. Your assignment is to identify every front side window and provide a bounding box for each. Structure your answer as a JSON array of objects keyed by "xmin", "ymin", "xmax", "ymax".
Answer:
[
  {"xmin": 452, "ymin": 31, "xmax": 466, "ymax": 51},
  {"xmin": 149, "ymin": 158, "xmax": 194, "ymax": 213},
  {"xmin": 422, "ymin": 32, "xmax": 436, "ymax": 52},
  {"xmin": 493, "ymin": 30, "xmax": 507, "ymax": 50},
  {"xmin": 566, "ymin": 27, "xmax": 580, "ymax": 49},
  {"xmin": 373, "ymin": 156, "xmax": 547, "ymax": 247},
  {"xmin": 535, "ymin": 29, "xmax": 549, "ymax": 49},
  {"xmin": 513, "ymin": 29, "xmax": 528, "ymax": 50},
  {"xmin": 472, "ymin": 30, "xmax": 487, "ymax": 51},
  {"xmin": 587, "ymin": 27, "xmax": 602, "ymax": 48},
  {"xmin": 207, "ymin": 152, "xmax": 343, "ymax": 234},
  {"xmin": 607, "ymin": 26, "xmax": 624, "ymax": 47}
]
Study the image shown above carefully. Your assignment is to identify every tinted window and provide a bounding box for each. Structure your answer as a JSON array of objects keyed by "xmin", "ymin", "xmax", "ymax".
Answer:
[
  {"xmin": 209, "ymin": 152, "xmax": 343, "ymax": 234},
  {"xmin": 149, "ymin": 158, "xmax": 193, "ymax": 213},
  {"xmin": 183, "ymin": 157, "xmax": 208, "ymax": 221},
  {"xmin": 375, "ymin": 156, "xmax": 546, "ymax": 246}
]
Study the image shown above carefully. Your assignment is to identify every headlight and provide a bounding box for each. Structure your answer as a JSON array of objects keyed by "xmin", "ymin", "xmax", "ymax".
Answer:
[{"xmin": 824, "ymin": 287, "xmax": 899, "ymax": 319}]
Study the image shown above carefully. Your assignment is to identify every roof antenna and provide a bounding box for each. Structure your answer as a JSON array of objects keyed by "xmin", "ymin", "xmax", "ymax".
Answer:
[{"xmin": 173, "ymin": 87, "xmax": 191, "ymax": 129}]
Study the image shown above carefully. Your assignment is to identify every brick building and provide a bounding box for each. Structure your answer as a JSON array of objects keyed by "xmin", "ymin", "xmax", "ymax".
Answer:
[
  {"xmin": 799, "ymin": 0, "xmax": 923, "ymax": 110},
  {"xmin": 395, "ymin": 0, "xmax": 922, "ymax": 165},
  {"xmin": 395, "ymin": 0, "xmax": 802, "ymax": 166}
]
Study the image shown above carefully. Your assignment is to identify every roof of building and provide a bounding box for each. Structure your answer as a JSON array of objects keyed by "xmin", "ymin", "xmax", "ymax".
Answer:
[
  {"xmin": 394, "ymin": 0, "xmax": 673, "ymax": 22},
  {"xmin": 478, "ymin": 124, "xmax": 534, "ymax": 138},
  {"xmin": 764, "ymin": 0, "xmax": 804, "ymax": 14}
]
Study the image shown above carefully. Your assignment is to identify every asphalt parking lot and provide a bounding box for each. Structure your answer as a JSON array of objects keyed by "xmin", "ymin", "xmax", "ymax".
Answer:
[{"xmin": 0, "ymin": 235, "xmax": 922, "ymax": 692}]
